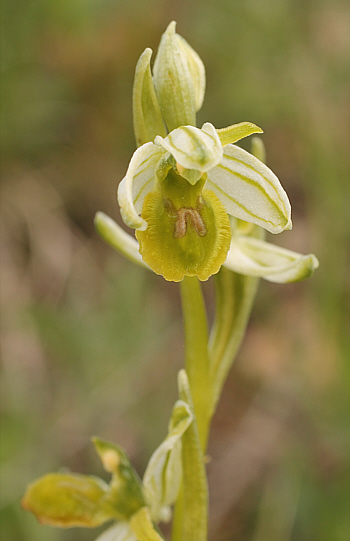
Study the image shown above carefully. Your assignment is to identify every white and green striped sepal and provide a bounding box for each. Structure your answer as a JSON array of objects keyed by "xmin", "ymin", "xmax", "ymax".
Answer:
[
  {"xmin": 225, "ymin": 235, "xmax": 319, "ymax": 282},
  {"xmin": 117, "ymin": 143, "xmax": 165, "ymax": 230},
  {"xmin": 206, "ymin": 144, "xmax": 292, "ymax": 234}
]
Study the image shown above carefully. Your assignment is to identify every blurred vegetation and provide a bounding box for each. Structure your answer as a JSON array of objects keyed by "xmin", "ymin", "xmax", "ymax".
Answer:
[{"xmin": 0, "ymin": 1, "xmax": 349, "ymax": 540}]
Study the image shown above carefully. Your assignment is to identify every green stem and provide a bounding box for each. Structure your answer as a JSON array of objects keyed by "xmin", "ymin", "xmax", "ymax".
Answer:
[
  {"xmin": 172, "ymin": 370, "xmax": 208, "ymax": 541},
  {"xmin": 179, "ymin": 276, "xmax": 211, "ymax": 450},
  {"xmin": 172, "ymin": 278, "xmax": 210, "ymax": 541}
]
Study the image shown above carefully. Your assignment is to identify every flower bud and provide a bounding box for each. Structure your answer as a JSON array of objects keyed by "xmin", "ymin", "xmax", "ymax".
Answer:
[
  {"xmin": 133, "ymin": 48, "xmax": 167, "ymax": 147},
  {"xmin": 153, "ymin": 22, "xmax": 204, "ymax": 131},
  {"xmin": 93, "ymin": 437, "xmax": 145, "ymax": 520}
]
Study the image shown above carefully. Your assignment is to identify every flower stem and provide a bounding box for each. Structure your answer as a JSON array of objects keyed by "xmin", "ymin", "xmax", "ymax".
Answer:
[
  {"xmin": 180, "ymin": 276, "xmax": 211, "ymax": 450},
  {"xmin": 172, "ymin": 277, "xmax": 211, "ymax": 541}
]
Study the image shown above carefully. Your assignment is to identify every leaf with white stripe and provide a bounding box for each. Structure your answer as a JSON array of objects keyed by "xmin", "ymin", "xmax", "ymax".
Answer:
[
  {"xmin": 117, "ymin": 143, "xmax": 165, "ymax": 230},
  {"xmin": 225, "ymin": 235, "xmax": 319, "ymax": 282},
  {"xmin": 207, "ymin": 144, "xmax": 292, "ymax": 234}
]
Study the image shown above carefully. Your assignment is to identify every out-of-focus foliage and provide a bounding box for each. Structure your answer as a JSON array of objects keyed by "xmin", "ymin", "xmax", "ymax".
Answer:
[{"xmin": 0, "ymin": 1, "xmax": 349, "ymax": 540}]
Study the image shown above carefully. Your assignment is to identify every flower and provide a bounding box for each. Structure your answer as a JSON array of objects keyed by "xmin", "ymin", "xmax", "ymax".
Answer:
[
  {"xmin": 94, "ymin": 209, "xmax": 318, "ymax": 284},
  {"xmin": 95, "ymin": 21, "xmax": 317, "ymax": 284},
  {"xmin": 117, "ymin": 121, "xmax": 292, "ymax": 281},
  {"xmin": 22, "ymin": 383, "xmax": 194, "ymax": 541}
]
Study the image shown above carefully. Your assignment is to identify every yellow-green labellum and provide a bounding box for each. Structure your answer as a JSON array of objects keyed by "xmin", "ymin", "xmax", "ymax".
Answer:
[{"xmin": 136, "ymin": 172, "xmax": 231, "ymax": 281}]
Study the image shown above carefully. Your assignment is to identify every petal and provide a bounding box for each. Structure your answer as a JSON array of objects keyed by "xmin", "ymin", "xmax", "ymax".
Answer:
[
  {"xmin": 94, "ymin": 212, "xmax": 148, "ymax": 269},
  {"xmin": 132, "ymin": 48, "xmax": 167, "ymax": 147},
  {"xmin": 224, "ymin": 235, "xmax": 319, "ymax": 282},
  {"xmin": 176, "ymin": 33, "xmax": 206, "ymax": 111},
  {"xmin": 216, "ymin": 122, "xmax": 263, "ymax": 147},
  {"xmin": 207, "ymin": 144, "xmax": 292, "ymax": 233},
  {"xmin": 136, "ymin": 187, "xmax": 231, "ymax": 281},
  {"xmin": 117, "ymin": 143, "xmax": 165, "ymax": 230},
  {"xmin": 95, "ymin": 522, "xmax": 137, "ymax": 541},
  {"xmin": 155, "ymin": 123, "xmax": 223, "ymax": 174},
  {"xmin": 143, "ymin": 400, "xmax": 193, "ymax": 521}
]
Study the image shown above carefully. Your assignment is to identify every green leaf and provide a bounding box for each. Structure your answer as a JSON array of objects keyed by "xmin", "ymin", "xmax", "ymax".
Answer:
[
  {"xmin": 132, "ymin": 48, "xmax": 167, "ymax": 147},
  {"xmin": 93, "ymin": 437, "xmax": 145, "ymax": 520},
  {"xmin": 21, "ymin": 473, "xmax": 115, "ymax": 528},
  {"xmin": 216, "ymin": 122, "xmax": 263, "ymax": 146}
]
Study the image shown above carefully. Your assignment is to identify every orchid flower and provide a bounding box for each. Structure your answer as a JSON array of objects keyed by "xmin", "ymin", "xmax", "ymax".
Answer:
[
  {"xmin": 95, "ymin": 207, "xmax": 318, "ymax": 284},
  {"xmin": 117, "ymin": 120, "xmax": 293, "ymax": 282},
  {"xmin": 22, "ymin": 388, "xmax": 193, "ymax": 541},
  {"xmin": 95, "ymin": 21, "xmax": 294, "ymax": 282}
]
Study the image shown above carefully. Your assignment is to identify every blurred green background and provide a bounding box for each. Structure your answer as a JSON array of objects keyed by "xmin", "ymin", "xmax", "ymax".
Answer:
[{"xmin": 1, "ymin": 0, "xmax": 349, "ymax": 540}]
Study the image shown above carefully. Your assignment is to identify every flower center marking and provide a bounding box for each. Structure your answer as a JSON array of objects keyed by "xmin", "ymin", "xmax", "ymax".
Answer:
[{"xmin": 174, "ymin": 208, "xmax": 207, "ymax": 239}]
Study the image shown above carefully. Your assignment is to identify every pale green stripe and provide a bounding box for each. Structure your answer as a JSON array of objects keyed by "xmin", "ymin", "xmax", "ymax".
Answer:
[
  {"xmin": 133, "ymin": 176, "xmax": 154, "ymax": 205},
  {"xmin": 222, "ymin": 153, "xmax": 287, "ymax": 213},
  {"xmin": 168, "ymin": 129, "xmax": 211, "ymax": 164},
  {"xmin": 206, "ymin": 178, "xmax": 277, "ymax": 227},
  {"xmin": 215, "ymin": 163, "xmax": 287, "ymax": 223},
  {"xmin": 133, "ymin": 154, "xmax": 158, "ymax": 179}
]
